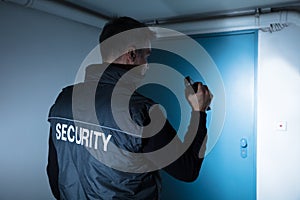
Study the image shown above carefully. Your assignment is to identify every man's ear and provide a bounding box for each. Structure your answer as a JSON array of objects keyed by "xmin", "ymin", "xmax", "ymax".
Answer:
[
  {"xmin": 130, "ymin": 50, "xmax": 136, "ymax": 61},
  {"xmin": 126, "ymin": 46, "xmax": 137, "ymax": 63}
]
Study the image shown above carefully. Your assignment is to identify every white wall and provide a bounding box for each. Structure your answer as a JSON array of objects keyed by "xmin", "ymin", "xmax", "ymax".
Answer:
[
  {"xmin": 257, "ymin": 25, "xmax": 300, "ymax": 199},
  {"xmin": 0, "ymin": 2, "xmax": 99, "ymax": 199}
]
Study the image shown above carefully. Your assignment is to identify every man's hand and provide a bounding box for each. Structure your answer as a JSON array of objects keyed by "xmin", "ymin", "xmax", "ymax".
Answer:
[{"xmin": 186, "ymin": 82, "xmax": 213, "ymax": 112}]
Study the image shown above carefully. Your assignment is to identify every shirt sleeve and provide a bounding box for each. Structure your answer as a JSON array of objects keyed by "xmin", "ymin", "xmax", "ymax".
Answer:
[
  {"xmin": 142, "ymin": 111, "xmax": 207, "ymax": 182},
  {"xmin": 46, "ymin": 128, "xmax": 61, "ymax": 199}
]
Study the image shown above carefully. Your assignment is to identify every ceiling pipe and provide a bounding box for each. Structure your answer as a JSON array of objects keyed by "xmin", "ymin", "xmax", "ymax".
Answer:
[
  {"xmin": 151, "ymin": 10, "xmax": 300, "ymax": 37},
  {"xmin": 2, "ymin": 0, "xmax": 300, "ymax": 36},
  {"xmin": 2, "ymin": 0, "xmax": 109, "ymax": 28}
]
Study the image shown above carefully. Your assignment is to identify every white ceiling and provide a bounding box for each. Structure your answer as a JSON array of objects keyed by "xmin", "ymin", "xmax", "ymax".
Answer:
[{"xmin": 65, "ymin": 0, "xmax": 300, "ymax": 22}]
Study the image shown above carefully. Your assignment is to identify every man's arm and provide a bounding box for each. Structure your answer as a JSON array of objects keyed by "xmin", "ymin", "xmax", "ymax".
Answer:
[
  {"xmin": 46, "ymin": 129, "xmax": 60, "ymax": 199},
  {"xmin": 162, "ymin": 111, "xmax": 207, "ymax": 182},
  {"xmin": 142, "ymin": 110, "xmax": 207, "ymax": 182},
  {"xmin": 142, "ymin": 81, "xmax": 212, "ymax": 182}
]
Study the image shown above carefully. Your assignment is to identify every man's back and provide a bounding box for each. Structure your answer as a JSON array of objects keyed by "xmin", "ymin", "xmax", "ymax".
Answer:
[{"xmin": 47, "ymin": 64, "xmax": 161, "ymax": 199}]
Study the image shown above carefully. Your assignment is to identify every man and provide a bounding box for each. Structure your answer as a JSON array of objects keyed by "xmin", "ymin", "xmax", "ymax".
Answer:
[{"xmin": 47, "ymin": 16, "xmax": 212, "ymax": 200}]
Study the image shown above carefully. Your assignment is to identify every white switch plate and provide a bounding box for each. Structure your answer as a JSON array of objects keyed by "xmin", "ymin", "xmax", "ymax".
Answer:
[{"xmin": 276, "ymin": 121, "xmax": 287, "ymax": 131}]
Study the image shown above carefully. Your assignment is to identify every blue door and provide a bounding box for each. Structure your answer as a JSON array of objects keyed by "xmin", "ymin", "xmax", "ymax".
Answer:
[{"xmin": 139, "ymin": 30, "xmax": 257, "ymax": 200}]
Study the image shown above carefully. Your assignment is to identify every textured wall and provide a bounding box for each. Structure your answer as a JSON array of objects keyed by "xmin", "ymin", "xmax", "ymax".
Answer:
[{"xmin": 0, "ymin": 2, "xmax": 99, "ymax": 199}]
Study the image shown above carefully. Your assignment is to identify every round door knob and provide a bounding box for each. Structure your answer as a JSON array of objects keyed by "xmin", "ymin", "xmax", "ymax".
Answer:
[{"xmin": 240, "ymin": 138, "xmax": 248, "ymax": 148}]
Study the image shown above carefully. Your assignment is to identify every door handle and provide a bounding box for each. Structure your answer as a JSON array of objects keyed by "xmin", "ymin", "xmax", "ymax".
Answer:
[{"xmin": 240, "ymin": 138, "xmax": 248, "ymax": 158}]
